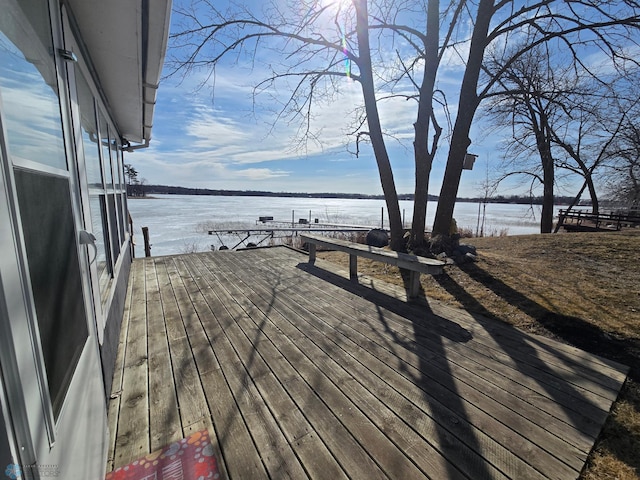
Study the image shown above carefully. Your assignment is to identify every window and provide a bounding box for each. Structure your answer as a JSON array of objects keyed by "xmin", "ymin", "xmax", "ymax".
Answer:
[
  {"xmin": 116, "ymin": 145, "xmax": 128, "ymax": 244},
  {"xmin": 14, "ymin": 169, "xmax": 89, "ymax": 418},
  {"xmin": 75, "ymin": 71, "xmax": 110, "ymax": 291},
  {"xmin": 0, "ymin": 0, "xmax": 66, "ymax": 172},
  {"xmin": 0, "ymin": 0, "xmax": 88, "ymax": 419}
]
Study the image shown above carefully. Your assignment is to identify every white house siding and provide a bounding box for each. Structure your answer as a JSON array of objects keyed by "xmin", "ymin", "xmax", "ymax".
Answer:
[{"xmin": 0, "ymin": 0, "xmax": 164, "ymax": 476}]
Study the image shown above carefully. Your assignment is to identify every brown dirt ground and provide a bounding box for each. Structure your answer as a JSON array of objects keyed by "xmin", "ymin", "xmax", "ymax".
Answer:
[{"xmin": 317, "ymin": 230, "xmax": 640, "ymax": 480}]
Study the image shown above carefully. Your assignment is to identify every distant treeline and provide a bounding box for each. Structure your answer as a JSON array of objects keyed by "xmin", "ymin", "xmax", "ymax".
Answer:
[
  {"xmin": 131, "ymin": 184, "xmax": 424, "ymax": 200},
  {"xmin": 130, "ymin": 184, "xmax": 590, "ymax": 206}
]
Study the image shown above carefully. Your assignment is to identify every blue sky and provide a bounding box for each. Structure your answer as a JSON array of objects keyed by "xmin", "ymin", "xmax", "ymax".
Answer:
[{"xmin": 127, "ymin": 0, "xmax": 599, "ymax": 198}]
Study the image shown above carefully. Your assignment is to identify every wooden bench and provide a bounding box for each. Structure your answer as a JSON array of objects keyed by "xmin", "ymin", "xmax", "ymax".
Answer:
[{"xmin": 300, "ymin": 233, "xmax": 445, "ymax": 300}]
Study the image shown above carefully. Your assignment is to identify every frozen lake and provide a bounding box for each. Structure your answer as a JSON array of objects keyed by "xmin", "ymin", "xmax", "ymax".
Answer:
[{"xmin": 127, "ymin": 194, "xmax": 564, "ymax": 256}]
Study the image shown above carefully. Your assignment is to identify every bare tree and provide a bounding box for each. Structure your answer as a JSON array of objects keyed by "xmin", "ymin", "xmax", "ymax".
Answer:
[
  {"xmin": 550, "ymin": 105, "xmax": 630, "ymax": 216},
  {"xmin": 483, "ymin": 46, "xmax": 594, "ymax": 232},
  {"xmin": 431, "ymin": 0, "xmax": 640, "ymax": 236},
  {"xmin": 490, "ymin": 47, "xmax": 562, "ymax": 233},
  {"xmin": 354, "ymin": 0, "xmax": 404, "ymax": 249},
  {"xmin": 603, "ymin": 110, "xmax": 640, "ymax": 211},
  {"xmin": 171, "ymin": 0, "xmax": 409, "ymax": 249},
  {"xmin": 169, "ymin": 0, "xmax": 640, "ymax": 250},
  {"xmin": 484, "ymin": 45, "xmax": 639, "ymax": 232},
  {"xmin": 138, "ymin": 178, "xmax": 148, "ymax": 198},
  {"xmin": 475, "ymin": 159, "xmax": 499, "ymax": 237}
]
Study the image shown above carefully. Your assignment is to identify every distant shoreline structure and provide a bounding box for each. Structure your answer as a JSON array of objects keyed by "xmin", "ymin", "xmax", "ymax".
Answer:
[{"xmin": 128, "ymin": 184, "xmax": 592, "ymax": 207}]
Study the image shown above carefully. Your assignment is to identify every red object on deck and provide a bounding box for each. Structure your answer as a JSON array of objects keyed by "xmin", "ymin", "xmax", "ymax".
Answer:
[{"xmin": 105, "ymin": 430, "xmax": 220, "ymax": 480}]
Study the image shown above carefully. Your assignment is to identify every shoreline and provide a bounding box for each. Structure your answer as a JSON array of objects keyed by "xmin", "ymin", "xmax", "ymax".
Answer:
[{"xmin": 126, "ymin": 187, "xmax": 595, "ymax": 207}]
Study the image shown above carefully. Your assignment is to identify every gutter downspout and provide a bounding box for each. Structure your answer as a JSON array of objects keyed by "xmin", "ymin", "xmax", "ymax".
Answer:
[{"xmin": 123, "ymin": 139, "xmax": 150, "ymax": 152}]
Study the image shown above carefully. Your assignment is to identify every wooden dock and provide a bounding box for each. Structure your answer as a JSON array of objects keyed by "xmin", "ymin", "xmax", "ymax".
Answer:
[
  {"xmin": 107, "ymin": 246, "xmax": 628, "ymax": 479},
  {"xmin": 557, "ymin": 209, "xmax": 640, "ymax": 232}
]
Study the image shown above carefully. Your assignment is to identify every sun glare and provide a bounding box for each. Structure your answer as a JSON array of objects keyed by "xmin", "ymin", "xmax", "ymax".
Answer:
[
  {"xmin": 318, "ymin": 0, "xmax": 352, "ymax": 16},
  {"xmin": 300, "ymin": 0, "xmax": 354, "ymax": 77}
]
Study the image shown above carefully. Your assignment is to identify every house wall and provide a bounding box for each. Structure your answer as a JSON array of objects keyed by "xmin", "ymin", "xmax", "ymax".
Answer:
[
  {"xmin": 0, "ymin": 411, "xmax": 12, "ymax": 475},
  {"xmin": 61, "ymin": 2, "xmax": 136, "ymax": 399},
  {"xmin": 101, "ymin": 250, "xmax": 132, "ymax": 397},
  {"xmin": 0, "ymin": 0, "xmax": 138, "ymax": 475}
]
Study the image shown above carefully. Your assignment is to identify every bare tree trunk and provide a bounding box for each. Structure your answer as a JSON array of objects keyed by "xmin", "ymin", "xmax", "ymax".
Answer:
[
  {"xmin": 554, "ymin": 180, "xmax": 587, "ymax": 233},
  {"xmin": 354, "ymin": 0, "xmax": 403, "ymax": 250},
  {"xmin": 531, "ymin": 114, "xmax": 556, "ymax": 233},
  {"xmin": 568, "ymin": 181, "xmax": 588, "ymax": 212},
  {"xmin": 541, "ymin": 145, "xmax": 555, "ymax": 233},
  {"xmin": 409, "ymin": 0, "xmax": 440, "ymax": 251},
  {"xmin": 586, "ymin": 174, "xmax": 599, "ymax": 215},
  {"xmin": 432, "ymin": 0, "xmax": 494, "ymax": 236},
  {"xmin": 433, "ymin": 125, "xmax": 472, "ymax": 236},
  {"xmin": 551, "ymin": 135, "xmax": 602, "ymax": 215}
]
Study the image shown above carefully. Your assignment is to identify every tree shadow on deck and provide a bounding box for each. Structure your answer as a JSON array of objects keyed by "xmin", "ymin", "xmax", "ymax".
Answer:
[
  {"xmin": 446, "ymin": 262, "xmax": 638, "ymax": 382},
  {"xmin": 298, "ymin": 262, "xmax": 473, "ymax": 344},
  {"xmin": 299, "ymin": 258, "xmax": 629, "ymax": 478},
  {"xmin": 434, "ymin": 263, "xmax": 637, "ymax": 475},
  {"xmin": 186, "ymin": 252, "xmax": 303, "ymax": 478},
  {"xmin": 298, "ymin": 261, "xmax": 507, "ymax": 479}
]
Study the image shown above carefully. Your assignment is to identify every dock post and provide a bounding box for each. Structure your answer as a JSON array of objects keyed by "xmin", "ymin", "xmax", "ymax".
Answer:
[
  {"xmin": 349, "ymin": 254, "xmax": 358, "ymax": 281},
  {"xmin": 308, "ymin": 243, "xmax": 316, "ymax": 264},
  {"xmin": 142, "ymin": 226, "xmax": 151, "ymax": 257},
  {"xmin": 129, "ymin": 212, "xmax": 135, "ymax": 258}
]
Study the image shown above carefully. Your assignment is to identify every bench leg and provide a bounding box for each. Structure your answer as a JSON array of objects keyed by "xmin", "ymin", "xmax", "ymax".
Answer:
[
  {"xmin": 349, "ymin": 254, "xmax": 358, "ymax": 281},
  {"xmin": 408, "ymin": 271, "xmax": 421, "ymax": 299},
  {"xmin": 308, "ymin": 243, "xmax": 316, "ymax": 264}
]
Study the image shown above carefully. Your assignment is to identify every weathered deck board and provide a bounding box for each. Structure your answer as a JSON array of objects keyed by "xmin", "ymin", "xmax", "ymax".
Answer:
[
  {"xmin": 174, "ymin": 255, "xmax": 309, "ymax": 479},
  {"xmin": 147, "ymin": 259, "xmax": 182, "ymax": 451},
  {"xmin": 287, "ymin": 249, "xmax": 623, "ymax": 405},
  {"xmin": 210, "ymin": 249, "xmax": 571, "ymax": 479},
  {"xmin": 111, "ymin": 258, "xmax": 149, "ymax": 466},
  {"xmin": 107, "ymin": 246, "xmax": 628, "ymax": 479},
  {"xmin": 199, "ymin": 253, "xmax": 500, "ymax": 480},
  {"xmin": 167, "ymin": 256, "xmax": 266, "ymax": 479},
  {"xmin": 260, "ymin": 249, "xmax": 614, "ymax": 440},
  {"xmin": 189, "ymin": 258, "xmax": 393, "ymax": 479},
  {"xmin": 105, "ymin": 255, "xmax": 136, "ymax": 472},
  {"xmin": 191, "ymin": 254, "xmax": 427, "ymax": 480},
  {"xmin": 182, "ymin": 256, "xmax": 350, "ymax": 479}
]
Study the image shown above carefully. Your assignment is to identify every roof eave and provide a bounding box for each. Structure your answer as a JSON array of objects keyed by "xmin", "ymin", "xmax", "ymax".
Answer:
[{"xmin": 64, "ymin": 0, "xmax": 172, "ymax": 145}]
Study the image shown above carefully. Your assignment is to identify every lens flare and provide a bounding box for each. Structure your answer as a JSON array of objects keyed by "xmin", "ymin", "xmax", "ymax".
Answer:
[{"xmin": 342, "ymin": 31, "xmax": 351, "ymax": 77}]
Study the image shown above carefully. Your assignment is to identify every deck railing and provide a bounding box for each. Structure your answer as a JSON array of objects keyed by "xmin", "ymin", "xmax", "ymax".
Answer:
[{"xmin": 557, "ymin": 209, "xmax": 640, "ymax": 231}]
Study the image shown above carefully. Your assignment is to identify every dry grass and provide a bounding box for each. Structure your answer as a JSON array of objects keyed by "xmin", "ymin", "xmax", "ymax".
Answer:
[{"xmin": 318, "ymin": 230, "xmax": 640, "ymax": 479}]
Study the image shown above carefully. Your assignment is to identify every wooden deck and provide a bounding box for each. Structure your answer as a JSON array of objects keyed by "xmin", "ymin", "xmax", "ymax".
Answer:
[{"xmin": 107, "ymin": 246, "xmax": 628, "ymax": 479}]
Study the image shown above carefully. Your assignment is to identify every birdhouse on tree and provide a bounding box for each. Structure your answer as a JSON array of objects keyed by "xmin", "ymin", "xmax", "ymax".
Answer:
[{"xmin": 463, "ymin": 153, "xmax": 478, "ymax": 170}]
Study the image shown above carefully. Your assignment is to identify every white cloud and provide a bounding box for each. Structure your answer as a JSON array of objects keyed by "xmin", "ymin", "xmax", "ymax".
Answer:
[
  {"xmin": 127, "ymin": 149, "xmax": 290, "ymax": 184},
  {"xmin": 581, "ymin": 44, "xmax": 640, "ymax": 76},
  {"xmin": 186, "ymin": 108, "xmax": 252, "ymax": 148},
  {"xmin": 238, "ymin": 168, "xmax": 290, "ymax": 180},
  {"xmin": 156, "ymin": 71, "xmax": 373, "ymax": 165},
  {"xmin": 0, "ymin": 68, "xmax": 67, "ymax": 166}
]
